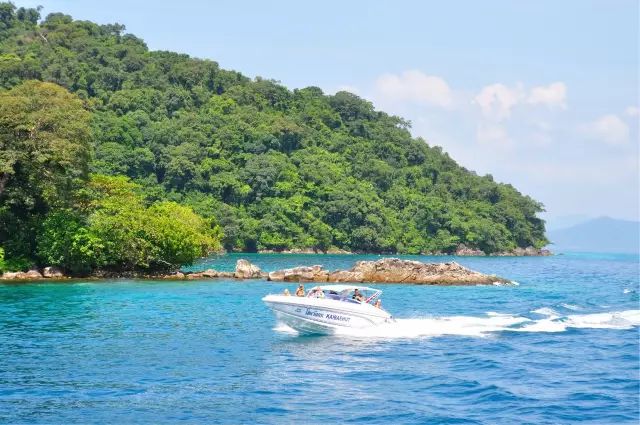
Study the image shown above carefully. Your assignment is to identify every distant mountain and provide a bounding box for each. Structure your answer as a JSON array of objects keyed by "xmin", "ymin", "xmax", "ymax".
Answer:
[
  {"xmin": 547, "ymin": 217, "xmax": 639, "ymax": 254},
  {"xmin": 544, "ymin": 214, "xmax": 592, "ymax": 232}
]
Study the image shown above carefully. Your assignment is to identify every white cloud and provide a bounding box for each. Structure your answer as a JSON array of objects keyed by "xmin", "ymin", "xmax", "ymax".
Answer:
[
  {"xmin": 473, "ymin": 82, "xmax": 568, "ymax": 121},
  {"xmin": 625, "ymin": 105, "xmax": 639, "ymax": 117},
  {"xmin": 476, "ymin": 123, "xmax": 512, "ymax": 149},
  {"xmin": 586, "ymin": 114, "xmax": 630, "ymax": 145},
  {"xmin": 375, "ymin": 70, "xmax": 453, "ymax": 108},
  {"xmin": 473, "ymin": 83, "xmax": 523, "ymax": 121},
  {"xmin": 527, "ymin": 82, "xmax": 567, "ymax": 109}
]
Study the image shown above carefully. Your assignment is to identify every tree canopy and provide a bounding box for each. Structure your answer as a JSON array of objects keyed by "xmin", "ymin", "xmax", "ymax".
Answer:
[{"xmin": 0, "ymin": 3, "xmax": 547, "ymax": 272}]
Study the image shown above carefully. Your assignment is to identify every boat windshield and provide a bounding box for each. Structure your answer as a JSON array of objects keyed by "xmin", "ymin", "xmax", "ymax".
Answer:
[{"xmin": 307, "ymin": 286, "xmax": 381, "ymax": 304}]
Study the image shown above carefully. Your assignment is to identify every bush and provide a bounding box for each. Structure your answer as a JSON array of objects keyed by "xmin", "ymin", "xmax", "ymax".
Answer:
[
  {"xmin": 145, "ymin": 201, "xmax": 222, "ymax": 269},
  {"xmin": 37, "ymin": 210, "xmax": 106, "ymax": 275},
  {"xmin": 35, "ymin": 175, "xmax": 223, "ymax": 274}
]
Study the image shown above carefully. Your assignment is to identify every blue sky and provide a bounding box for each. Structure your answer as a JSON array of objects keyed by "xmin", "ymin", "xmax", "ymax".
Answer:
[{"xmin": 19, "ymin": 0, "xmax": 640, "ymax": 224}]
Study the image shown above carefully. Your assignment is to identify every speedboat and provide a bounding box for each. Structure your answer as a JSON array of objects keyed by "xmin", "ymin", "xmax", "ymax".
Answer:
[{"xmin": 262, "ymin": 284, "xmax": 394, "ymax": 335}]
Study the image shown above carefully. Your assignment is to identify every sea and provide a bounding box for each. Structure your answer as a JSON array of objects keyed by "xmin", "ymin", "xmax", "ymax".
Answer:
[{"xmin": 1, "ymin": 252, "xmax": 638, "ymax": 424}]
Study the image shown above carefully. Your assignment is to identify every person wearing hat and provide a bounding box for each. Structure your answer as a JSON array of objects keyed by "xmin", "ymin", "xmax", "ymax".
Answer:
[{"xmin": 295, "ymin": 284, "xmax": 305, "ymax": 297}]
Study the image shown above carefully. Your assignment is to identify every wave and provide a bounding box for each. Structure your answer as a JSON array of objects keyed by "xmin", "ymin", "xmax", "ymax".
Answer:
[
  {"xmin": 276, "ymin": 309, "xmax": 640, "ymax": 339},
  {"xmin": 559, "ymin": 303, "xmax": 582, "ymax": 311},
  {"xmin": 273, "ymin": 323, "xmax": 299, "ymax": 334}
]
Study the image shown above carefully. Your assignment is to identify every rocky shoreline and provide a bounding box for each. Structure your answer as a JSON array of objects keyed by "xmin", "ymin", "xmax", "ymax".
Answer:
[
  {"xmin": 256, "ymin": 244, "xmax": 551, "ymax": 257},
  {"xmin": 0, "ymin": 258, "xmax": 511, "ymax": 286},
  {"xmin": 263, "ymin": 258, "xmax": 511, "ymax": 285}
]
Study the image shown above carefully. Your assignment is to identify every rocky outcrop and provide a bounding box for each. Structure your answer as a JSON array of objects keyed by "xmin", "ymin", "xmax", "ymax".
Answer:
[
  {"xmin": 267, "ymin": 258, "xmax": 510, "ymax": 286},
  {"xmin": 43, "ymin": 266, "xmax": 65, "ymax": 278},
  {"xmin": 258, "ymin": 248, "xmax": 318, "ymax": 254},
  {"xmin": 1, "ymin": 271, "xmax": 23, "ymax": 280},
  {"xmin": 326, "ymin": 247, "xmax": 353, "ymax": 254},
  {"xmin": 234, "ymin": 259, "xmax": 264, "ymax": 278},
  {"xmin": 170, "ymin": 259, "xmax": 265, "ymax": 280},
  {"xmin": 0, "ymin": 258, "xmax": 511, "ymax": 285},
  {"xmin": 346, "ymin": 258, "xmax": 507, "ymax": 285},
  {"xmin": 455, "ymin": 244, "xmax": 486, "ymax": 256},
  {"xmin": 496, "ymin": 246, "xmax": 552, "ymax": 256},
  {"xmin": 452, "ymin": 244, "xmax": 551, "ymax": 256},
  {"xmin": 1, "ymin": 269, "xmax": 43, "ymax": 280},
  {"xmin": 257, "ymin": 247, "xmax": 353, "ymax": 254},
  {"xmin": 267, "ymin": 265, "xmax": 329, "ymax": 282},
  {"xmin": 185, "ymin": 269, "xmax": 230, "ymax": 279}
]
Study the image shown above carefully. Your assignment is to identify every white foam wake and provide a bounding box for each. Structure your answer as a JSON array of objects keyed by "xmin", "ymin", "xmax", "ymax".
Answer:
[
  {"xmin": 323, "ymin": 309, "xmax": 640, "ymax": 339},
  {"xmin": 273, "ymin": 323, "xmax": 299, "ymax": 334}
]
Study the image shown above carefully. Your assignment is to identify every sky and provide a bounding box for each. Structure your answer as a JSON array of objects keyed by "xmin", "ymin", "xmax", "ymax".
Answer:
[{"xmin": 19, "ymin": 0, "xmax": 640, "ymax": 225}]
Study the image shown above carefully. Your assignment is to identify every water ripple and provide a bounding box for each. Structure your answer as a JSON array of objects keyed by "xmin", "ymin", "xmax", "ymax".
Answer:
[{"xmin": 1, "ymin": 252, "xmax": 638, "ymax": 424}]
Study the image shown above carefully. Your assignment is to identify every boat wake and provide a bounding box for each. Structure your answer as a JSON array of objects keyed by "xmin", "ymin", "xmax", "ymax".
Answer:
[{"xmin": 274, "ymin": 309, "xmax": 640, "ymax": 339}]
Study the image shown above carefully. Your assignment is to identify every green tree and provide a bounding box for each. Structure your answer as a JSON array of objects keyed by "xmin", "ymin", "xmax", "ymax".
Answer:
[
  {"xmin": 0, "ymin": 246, "xmax": 5, "ymax": 272},
  {"xmin": 146, "ymin": 201, "xmax": 222, "ymax": 267},
  {"xmin": 0, "ymin": 5, "xmax": 548, "ymax": 259},
  {"xmin": 0, "ymin": 80, "xmax": 91, "ymax": 259},
  {"xmin": 36, "ymin": 175, "xmax": 223, "ymax": 274},
  {"xmin": 0, "ymin": 80, "xmax": 90, "ymax": 201}
]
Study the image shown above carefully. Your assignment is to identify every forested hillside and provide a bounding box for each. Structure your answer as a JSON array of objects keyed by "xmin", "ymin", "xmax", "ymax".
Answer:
[{"xmin": 0, "ymin": 3, "xmax": 547, "ymax": 271}]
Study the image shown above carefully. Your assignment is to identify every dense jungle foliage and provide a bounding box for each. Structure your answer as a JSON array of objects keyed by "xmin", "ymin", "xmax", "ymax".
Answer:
[{"xmin": 0, "ymin": 3, "xmax": 547, "ymax": 272}]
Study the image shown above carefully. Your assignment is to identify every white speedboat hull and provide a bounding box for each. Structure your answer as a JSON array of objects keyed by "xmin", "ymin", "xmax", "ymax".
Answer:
[{"xmin": 263, "ymin": 294, "xmax": 393, "ymax": 335}]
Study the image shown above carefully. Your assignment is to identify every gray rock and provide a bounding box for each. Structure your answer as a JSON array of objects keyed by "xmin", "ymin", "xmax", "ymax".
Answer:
[
  {"xmin": 200, "ymin": 269, "xmax": 219, "ymax": 278},
  {"xmin": 325, "ymin": 247, "xmax": 352, "ymax": 254},
  {"xmin": 24, "ymin": 269, "xmax": 43, "ymax": 279},
  {"xmin": 234, "ymin": 259, "xmax": 262, "ymax": 279},
  {"xmin": 269, "ymin": 258, "xmax": 510, "ymax": 286},
  {"xmin": 496, "ymin": 246, "xmax": 552, "ymax": 256},
  {"xmin": 455, "ymin": 244, "xmax": 486, "ymax": 256},
  {"xmin": 43, "ymin": 266, "xmax": 65, "ymax": 278},
  {"xmin": 2, "ymin": 270, "xmax": 43, "ymax": 280},
  {"xmin": 267, "ymin": 265, "xmax": 328, "ymax": 282}
]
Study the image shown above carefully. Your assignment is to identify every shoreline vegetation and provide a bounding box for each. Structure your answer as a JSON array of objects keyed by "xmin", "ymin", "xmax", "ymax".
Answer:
[
  {"xmin": 1, "ymin": 4, "xmax": 548, "ymax": 277},
  {"xmin": 256, "ymin": 245, "xmax": 551, "ymax": 256},
  {"xmin": 0, "ymin": 258, "xmax": 512, "ymax": 286}
]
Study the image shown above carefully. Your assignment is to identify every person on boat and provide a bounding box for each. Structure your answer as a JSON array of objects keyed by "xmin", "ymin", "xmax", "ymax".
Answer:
[
  {"xmin": 295, "ymin": 284, "xmax": 305, "ymax": 297},
  {"xmin": 374, "ymin": 299, "xmax": 382, "ymax": 309},
  {"xmin": 314, "ymin": 287, "xmax": 325, "ymax": 298},
  {"xmin": 283, "ymin": 288, "xmax": 291, "ymax": 296},
  {"xmin": 352, "ymin": 288, "xmax": 364, "ymax": 302}
]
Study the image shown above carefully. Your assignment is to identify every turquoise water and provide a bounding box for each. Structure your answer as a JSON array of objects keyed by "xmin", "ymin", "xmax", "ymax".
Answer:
[{"xmin": 1, "ymin": 253, "xmax": 638, "ymax": 424}]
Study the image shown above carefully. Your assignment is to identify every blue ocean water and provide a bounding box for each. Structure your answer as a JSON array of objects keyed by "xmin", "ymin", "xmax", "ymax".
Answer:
[{"xmin": 1, "ymin": 253, "xmax": 638, "ymax": 424}]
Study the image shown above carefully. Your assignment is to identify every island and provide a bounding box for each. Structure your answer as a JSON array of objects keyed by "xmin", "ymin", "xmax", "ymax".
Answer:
[
  {"xmin": 1, "ymin": 258, "xmax": 511, "ymax": 286},
  {"xmin": 0, "ymin": 4, "xmax": 548, "ymax": 277}
]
